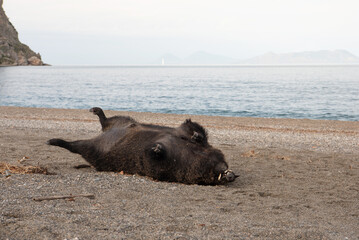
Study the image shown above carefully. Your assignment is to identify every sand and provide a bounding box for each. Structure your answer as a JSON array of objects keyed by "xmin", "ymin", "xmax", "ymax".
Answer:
[{"xmin": 0, "ymin": 106, "xmax": 358, "ymax": 239}]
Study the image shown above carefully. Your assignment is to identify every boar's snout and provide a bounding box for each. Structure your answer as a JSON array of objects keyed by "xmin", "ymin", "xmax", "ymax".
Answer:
[
  {"xmin": 213, "ymin": 160, "xmax": 238, "ymax": 183},
  {"xmin": 218, "ymin": 169, "xmax": 239, "ymax": 183},
  {"xmin": 223, "ymin": 170, "xmax": 239, "ymax": 182}
]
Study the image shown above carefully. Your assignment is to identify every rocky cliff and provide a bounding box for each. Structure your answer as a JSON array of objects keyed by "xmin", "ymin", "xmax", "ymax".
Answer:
[{"xmin": 0, "ymin": 0, "xmax": 44, "ymax": 66}]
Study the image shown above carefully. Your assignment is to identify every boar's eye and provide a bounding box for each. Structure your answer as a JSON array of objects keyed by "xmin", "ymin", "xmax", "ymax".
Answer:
[
  {"xmin": 214, "ymin": 162, "xmax": 228, "ymax": 174},
  {"xmin": 180, "ymin": 136, "xmax": 189, "ymax": 141}
]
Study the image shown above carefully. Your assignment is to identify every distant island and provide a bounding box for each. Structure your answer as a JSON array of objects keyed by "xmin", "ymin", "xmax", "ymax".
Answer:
[
  {"xmin": 157, "ymin": 50, "xmax": 359, "ymax": 65},
  {"xmin": 0, "ymin": 0, "xmax": 44, "ymax": 66}
]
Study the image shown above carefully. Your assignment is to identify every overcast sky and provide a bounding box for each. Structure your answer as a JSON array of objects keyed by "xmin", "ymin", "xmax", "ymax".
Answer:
[{"xmin": 4, "ymin": 0, "xmax": 359, "ymax": 65}]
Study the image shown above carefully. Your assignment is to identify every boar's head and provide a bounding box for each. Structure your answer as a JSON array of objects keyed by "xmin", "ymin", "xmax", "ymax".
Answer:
[{"xmin": 147, "ymin": 119, "xmax": 238, "ymax": 185}]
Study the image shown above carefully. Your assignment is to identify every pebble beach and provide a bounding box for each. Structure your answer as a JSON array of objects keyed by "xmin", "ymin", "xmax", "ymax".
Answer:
[{"xmin": 1, "ymin": 106, "xmax": 358, "ymax": 239}]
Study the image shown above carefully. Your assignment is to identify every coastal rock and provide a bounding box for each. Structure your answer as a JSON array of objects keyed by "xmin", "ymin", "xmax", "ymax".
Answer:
[
  {"xmin": 0, "ymin": 0, "xmax": 45, "ymax": 66},
  {"xmin": 27, "ymin": 56, "xmax": 42, "ymax": 66},
  {"xmin": 17, "ymin": 51, "xmax": 27, "ymax": 65}
]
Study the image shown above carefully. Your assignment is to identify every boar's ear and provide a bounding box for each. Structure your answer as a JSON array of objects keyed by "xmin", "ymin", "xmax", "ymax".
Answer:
[{"xmin": 184, "ymin": 120, "xmax": 208, "ymax": 142}]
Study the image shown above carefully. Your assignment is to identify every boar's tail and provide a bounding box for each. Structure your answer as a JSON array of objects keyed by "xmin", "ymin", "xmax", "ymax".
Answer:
[
  {"xmin": 47, "ymin": 138, "xmax": 88, "ymax": 155},
  {"xmin": 89, "ymin": 107, "xmax": 107, "ymax": 130}
]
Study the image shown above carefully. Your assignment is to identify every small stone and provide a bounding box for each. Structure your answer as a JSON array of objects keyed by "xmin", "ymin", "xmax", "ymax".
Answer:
[{"xmin": 5, "ymin": 170, "xmax": 11, "ymax": 177}]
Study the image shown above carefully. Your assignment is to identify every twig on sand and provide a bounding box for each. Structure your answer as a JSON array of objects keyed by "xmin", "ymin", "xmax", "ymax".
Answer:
[{"xmin": 33, "ymin": 194, "xmax": 95, "ymax": 201}]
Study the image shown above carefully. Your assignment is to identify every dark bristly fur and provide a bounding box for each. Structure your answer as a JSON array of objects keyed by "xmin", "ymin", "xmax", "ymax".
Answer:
[{"xmin": 48, "ymin": 107, "xmax": 238, "ymax": 185}]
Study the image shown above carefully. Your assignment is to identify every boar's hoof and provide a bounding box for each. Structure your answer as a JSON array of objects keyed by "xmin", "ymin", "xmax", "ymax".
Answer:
[
  {"xmin": 47, "ymin": 138, "xmax": 65, "ymax": 147},
  {"xmin": 152, "ymin": 143, "xmax": 163, "ymax": 154}
]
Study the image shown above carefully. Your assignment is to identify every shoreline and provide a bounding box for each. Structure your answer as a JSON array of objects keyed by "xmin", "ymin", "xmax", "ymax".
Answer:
[
  {"xmin": 1, "ymin": 104, "xmax": 358, "ymax": 122},
  {"xmin": 2, "ymin": 105, "xmax": 358, "ymax": 124},
  {"xmin": 2, "ymin": 63, "xmax": 359, "ymax": 67},
  {"xmin": 1, "ymin": 106, "xmax": 358, "ymax": 154},
  {"xmin": 1, "ymin": 106, "xmax": 358, "ymax": 239}
]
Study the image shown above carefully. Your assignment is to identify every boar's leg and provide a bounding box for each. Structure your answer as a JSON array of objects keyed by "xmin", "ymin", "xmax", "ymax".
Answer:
[
  {"xmin": 47, "ymin": 138, "xmax": 104, "ymax": 169},
  {"xmin": 47, "ymin": 138, "xmax": 92, "ymax": 155},
  {"xmin": 47, "ymin": 138, "xmax": 123, "ymax": 171}
]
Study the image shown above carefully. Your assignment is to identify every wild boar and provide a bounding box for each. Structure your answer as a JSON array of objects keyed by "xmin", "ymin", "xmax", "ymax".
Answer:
[{"xmin": 48, "ymin": 107, "xmax": 238, "ymax": 185}]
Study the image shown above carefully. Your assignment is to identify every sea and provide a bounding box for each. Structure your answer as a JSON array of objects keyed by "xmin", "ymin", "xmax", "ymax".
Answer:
[{"xmin": 0, "ymin": 65, "xmax": 358, "ymax": 121}]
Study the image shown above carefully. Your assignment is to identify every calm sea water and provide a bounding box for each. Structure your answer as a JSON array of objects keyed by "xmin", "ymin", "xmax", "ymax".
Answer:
[{"xmin": 0, "ymin": 65, "xmax": 358, "ymax": 121}]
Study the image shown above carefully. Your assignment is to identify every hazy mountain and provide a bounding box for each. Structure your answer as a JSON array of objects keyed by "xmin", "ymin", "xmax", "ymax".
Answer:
[{"xmin": 238, "ymin": 50, "xmax": 359, "ymax": 64}]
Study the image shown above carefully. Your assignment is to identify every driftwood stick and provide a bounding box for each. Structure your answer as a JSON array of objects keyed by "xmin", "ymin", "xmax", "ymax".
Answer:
[{"xmin": 33, "ymin": 194, "xmax": 95, "ymax": 201}]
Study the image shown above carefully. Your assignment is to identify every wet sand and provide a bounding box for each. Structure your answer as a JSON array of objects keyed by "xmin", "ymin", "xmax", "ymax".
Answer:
[{"xmin": 1, "ymin": 106, "xmax": 358, "ymax": 239}]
